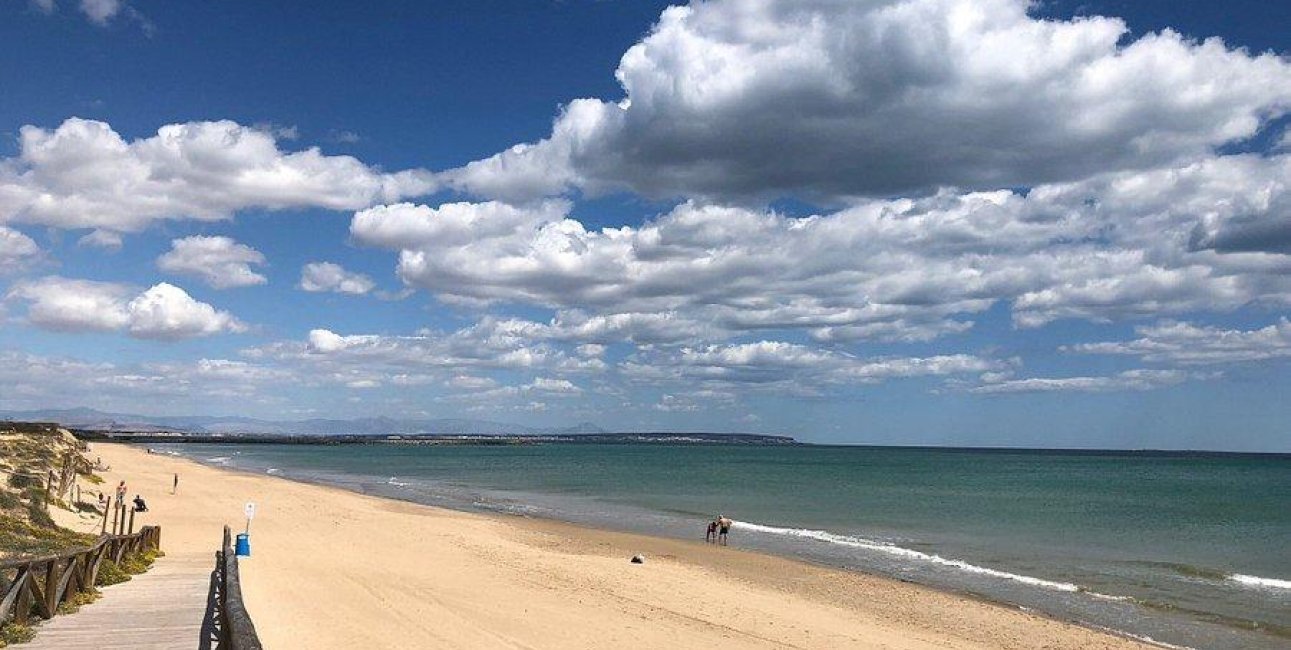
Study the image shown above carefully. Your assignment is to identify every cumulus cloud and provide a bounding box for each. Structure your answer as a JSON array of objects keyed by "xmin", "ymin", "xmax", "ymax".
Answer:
[
  {"xmin": 157, "ymin": 235, "xmax": 267, "ymax": 289},
  {"xmin": 0, "ymin": 118, "xmax": 435, "ymax": 232},
  {"xmin": 969, "ymin": 369, "xmax": 1199, "ymax": 394},
  {"xmin": 443, "ymin": 0, "xmax": 1291, "ymax": 203},
  {"xmin": 5, "ymin": 276, "xmax": 245, "ymax": 339},
  {"xmin": 256, "ymin": 320, "xmax": 571, "ymax": 374},
  {"xmin": 1069, "ymin": 319, "xmax": 1291, "ymax": 365},
  {"xmin": 299, "ymin": 262, "xmax": 376, "ymax": 295},
  {"xmin": 355, "ymin": 153, "xmax": 1291, "ymax": 344},
  {"xmin": 624, "ymin": 341, "xmax": 1000, "ymax": 391},
  {"xmin": 0, "ymin": 227, "xmax": 41, "ymax": 273}
]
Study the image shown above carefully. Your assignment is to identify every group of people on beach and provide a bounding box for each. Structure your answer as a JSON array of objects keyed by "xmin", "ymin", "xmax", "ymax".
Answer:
[
  {"xmin": 705, "ymin": 515, "xmax": 733, "ymax": 545},
  {"xmin": 93, "ymin": 477, "xmax": 169, "ymax": 514}
]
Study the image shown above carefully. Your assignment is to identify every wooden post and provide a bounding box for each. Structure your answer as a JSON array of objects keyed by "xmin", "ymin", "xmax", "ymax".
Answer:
[
  {"xmin": 101, "ymin": 496, "xmax": 111, "ymax": 534},
  {"xmin": 110, "ymin": 499, "xmax": 119, "ymax": 534},
  {"xmin": 44, "ymin": 559, "xmax": 59, "ymax": 617},
  {"xmin": 127, "ymin": 507, "xmax": 136, "ymax": 535},
  {"xmin": 14, "ymin": 570, "xmax": 31, "ymax": 624}
]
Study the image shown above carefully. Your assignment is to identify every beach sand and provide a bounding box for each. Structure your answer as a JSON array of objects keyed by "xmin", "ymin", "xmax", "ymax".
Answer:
[{"xmin": 56, "ymin": 442, "xmax": 1152, "ymax": 650}]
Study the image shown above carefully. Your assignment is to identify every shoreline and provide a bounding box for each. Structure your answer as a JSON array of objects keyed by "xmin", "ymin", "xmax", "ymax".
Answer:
[
  {"xmin": 197, "ymin": 454, "xmax": 1160, "ymax": 645},
  {"xmin": 59, "ymin": 442, "xmax": 1156, "ymax": 649}
]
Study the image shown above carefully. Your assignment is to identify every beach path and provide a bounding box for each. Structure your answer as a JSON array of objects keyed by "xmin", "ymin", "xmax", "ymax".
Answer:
[{"xmin": 23, "ymin": 550, "xmax": 213, "ymax": 650}]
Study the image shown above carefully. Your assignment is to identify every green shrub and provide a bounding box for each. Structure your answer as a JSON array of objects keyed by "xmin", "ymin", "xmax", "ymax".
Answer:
[
  {"xmin": 5, "ymin": 474, "xmax": 36, "ymax": 490},
  {"xmin": 24, "ymin": 501, "xmax": 52, "ymax": 529},
  {"xmin": 0, "ymin": 514, "xmax": 95, "ymax": 557},
  {"xmin": 119, "ymin": 549, "xmax": 157, "ymax": 575},
  {"xmin": 56, "ymin": 588, "xmax": 101, "ymax": 615},
  {"xmin": 95, "ymin": 560, "xmax": 131, "ymax": 586},
  {"xmin": 83, "ymin": 474, "xmax": 104, "ymax": 485},
  {"xmin": 0, "ymin": 621, "xmax": 36, "ymax": 646},
  {"xmin": 0, "ymin": 491, "xmax": 19, "ymax": 510}
]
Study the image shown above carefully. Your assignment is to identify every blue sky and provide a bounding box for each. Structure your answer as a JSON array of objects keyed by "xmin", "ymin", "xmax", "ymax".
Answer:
[{"xmin": 1, "ymin": 0, "xmax": 1289, "ymax": 450}]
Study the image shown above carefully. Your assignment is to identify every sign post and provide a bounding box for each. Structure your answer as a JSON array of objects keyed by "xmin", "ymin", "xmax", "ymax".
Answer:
[{"xmin": 244, "ymin": 501, "xmax": 256, "ymax": 535}]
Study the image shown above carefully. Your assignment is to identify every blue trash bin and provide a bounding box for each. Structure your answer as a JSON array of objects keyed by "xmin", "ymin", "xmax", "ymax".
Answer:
[{"xmin": 235, "ymin": 533, "xmax": 251, "ymax": 557}]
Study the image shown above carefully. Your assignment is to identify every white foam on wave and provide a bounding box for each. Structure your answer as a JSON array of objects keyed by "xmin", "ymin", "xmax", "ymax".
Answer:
[
  {"xmin": 1230, "ymin": 573, "xmax": 1291, "ymax": 590},
  {"xmin": 386, "ymin": 477, "xmax": 409, "ymax": 487},
  {"xmin": 733, "ymin": 521, "xmax": 1079, "ymax": 592},
  {"xmin": 1091, "ymin": 625, "xmax": 1194, "ymax": 650},
  {"xmin": 1086, "ymin": 591, "xmax": 1133, "ymax": 602},
  {"xmin": 206, "ymin": 456, "xmax": 231, "ymax": 463},
  {"xmin": 266, "ymin": 468, "xmax": 281, "ymax": 475}
]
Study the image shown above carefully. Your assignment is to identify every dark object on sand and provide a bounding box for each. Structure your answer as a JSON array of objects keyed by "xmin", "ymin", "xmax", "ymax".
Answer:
[{"xmin": 630, "ymin": 554, "xmax": 645, "ymax": 564}]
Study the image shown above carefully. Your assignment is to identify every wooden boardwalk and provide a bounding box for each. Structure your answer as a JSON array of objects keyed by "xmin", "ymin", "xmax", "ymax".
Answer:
[{"xmin": 24, "ymin": 551, "xmax": 215, "ymax": 650}]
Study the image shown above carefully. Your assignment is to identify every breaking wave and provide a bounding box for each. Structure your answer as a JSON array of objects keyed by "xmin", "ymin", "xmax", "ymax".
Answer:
[
  {"xmin": 1231, "ymin": 574, "xmax": 1291, "ymax": 590},
  {"xmin": 734, "ymin": 521, "xmax": 1081, "ymax": 592}
]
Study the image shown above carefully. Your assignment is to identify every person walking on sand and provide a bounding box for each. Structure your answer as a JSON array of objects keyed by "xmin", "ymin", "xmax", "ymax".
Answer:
[
  {"xmin": 172, "ymin": 473, "xmax": 179, "ymax": 495},
  {"xmin": 717, "ymin": 515, "xmax": 733, "ymax": 546},
  {"xmin": 705, "ymin": 518, "xmax": 718, "ymax": 543},
  {"xmin": 115, "ymin": 480, "xmax": 127, "ymax": 502}
]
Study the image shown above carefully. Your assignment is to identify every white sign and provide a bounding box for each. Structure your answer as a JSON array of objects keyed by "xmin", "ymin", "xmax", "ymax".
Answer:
[{"xmin": 244, "ymin": 502, "xmax": 256, "ymax": 520}]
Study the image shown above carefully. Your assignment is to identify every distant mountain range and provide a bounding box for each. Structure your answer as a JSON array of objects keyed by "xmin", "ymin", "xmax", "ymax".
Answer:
[{"xmin": 0, "ymin": 407, "xmax": 607, "ymax": 437}]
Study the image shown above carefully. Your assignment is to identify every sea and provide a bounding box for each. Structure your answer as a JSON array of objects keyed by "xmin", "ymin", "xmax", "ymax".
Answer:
[{"xmin": 152, "ymin": 442, "xmax": 1291, "ymax": 649}]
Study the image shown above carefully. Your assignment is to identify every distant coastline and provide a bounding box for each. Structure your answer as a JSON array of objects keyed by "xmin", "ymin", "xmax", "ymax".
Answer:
[{"xmin": 68, "ymin": 429, "xmax": 799, "ymax": 446}]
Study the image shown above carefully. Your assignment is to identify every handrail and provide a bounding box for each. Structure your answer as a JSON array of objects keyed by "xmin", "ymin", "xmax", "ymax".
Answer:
[
  {"xmin": 0, "ymin": 525, "xmax": 161, "ymax": 628},
  {"xmin": 215, "ymin": 525, "xmax": 263, "ymax": 650}
]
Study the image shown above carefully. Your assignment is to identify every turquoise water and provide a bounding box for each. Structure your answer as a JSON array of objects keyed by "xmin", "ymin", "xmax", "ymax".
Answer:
[{"xmin": 161, "ymin": 443, "xmax": 1291, "ymax": 649}]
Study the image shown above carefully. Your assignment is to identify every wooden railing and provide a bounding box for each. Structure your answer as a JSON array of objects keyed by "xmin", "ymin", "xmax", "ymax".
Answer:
[
  {"xmin": 0, "ymin": 526, "xmax": 161, "ymax": 628},
  {"xmin": 215, "ymin": 525, "xmax": 262, "ymax": 650}
]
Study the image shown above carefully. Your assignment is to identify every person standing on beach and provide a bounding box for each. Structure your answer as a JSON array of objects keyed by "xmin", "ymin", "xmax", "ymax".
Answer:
[
  {"xmin": 717, "ymin": 515, "xmax": 732, "ymax": 546},
  {"xmin": 115, "ymin": 480, "xmax": 127, "ymax": 502},
  {"xmin": 706, "ymin": 519, "xmax": 718, "ymax": 543},
  {"xmin": 172, "ymin": 473, "xmax": 179, "ymax": 495}
]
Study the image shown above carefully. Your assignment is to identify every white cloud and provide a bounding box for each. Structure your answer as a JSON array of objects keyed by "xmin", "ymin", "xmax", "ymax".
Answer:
[
  {"xmin": 0, "ymin": 118, "xmax": 435, "ymax": 232},
  {"xmin": 125, "ymin": 283, "xmax": 247, "ymax": 339},
  {"xmin": 625, "ymin": 340, "xmax": 1000, "ymax": 390},
  {"xmin": 5, "ymin": 277, "xmax": 130, "ymax": 332},
  {"xmin": 0, "ymin": 351, "xmax": 287, "ymax": 410},
  {"xmin": 256, "ymin": 320, "xmax": 575, "ymax": 376},
  {"xmin": 299, "ymin": 262, "xmax": 376, "ymax": 295},
  {"xmin": 157, "ymin": 235, "xmax": 267, "ymax": 289},
  {"xmin": 969, "ymin": 369, "xmax": 1198, "ymax": 394},
  {"xmin": 76, "ymin": 229, "xmax": 123, "ymax": 251},
  {"xmin": 31, "ymin": 0, "xmax": 56, "ymax": 14},
  {"xmin": 356, "ymin": 153, "xmax": 1291, "ymax": 344},
  {"xmin": 446, "ymin": 375, "xmax": 498, "ymax": 390},
  {"xmin": 1068, "ymin": 319, "xmax": 1291, "ymax": 365},
  {"xmin": 5, "ymin": 276, "xmax": 245, "ymax": 339},
  {"xmin": 0, "ymin": 227, "xmax": 41, "ymax": 273},
  {"xmin": 438, "ymin": 376, "xmax": 583, "ymax": 403},
  {"xmin": 79, "ymin": 0, "xmax": 120, "ymax": 24},
  {"xmin": 444, "ymin": 0, "xmax": 1291, "ymax": 202}
]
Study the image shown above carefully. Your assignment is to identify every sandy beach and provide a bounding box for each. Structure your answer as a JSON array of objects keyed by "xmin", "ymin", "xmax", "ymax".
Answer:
[{"xmin": 54, "ymin": 443, "xmax": 1153, "ymax": 650}]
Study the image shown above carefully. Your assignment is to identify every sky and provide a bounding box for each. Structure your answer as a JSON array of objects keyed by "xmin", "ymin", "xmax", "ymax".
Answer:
[{"xmin": 0, "ymin": 0, "xmax": 1289, "ymax": 450}]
